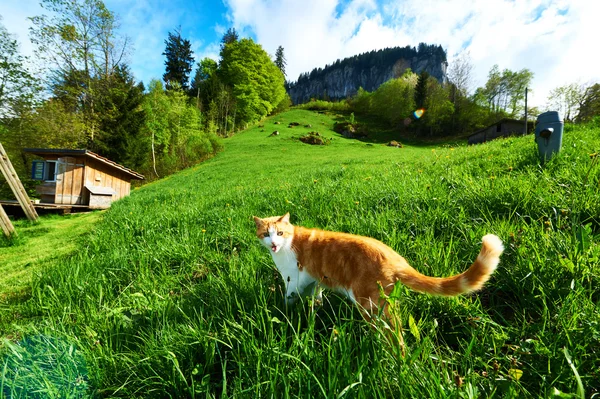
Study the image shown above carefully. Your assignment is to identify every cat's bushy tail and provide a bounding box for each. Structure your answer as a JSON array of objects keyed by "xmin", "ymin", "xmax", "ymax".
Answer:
[{"xmin": 397, "ymin": 234, "xmax": 504, "ymax": 296}]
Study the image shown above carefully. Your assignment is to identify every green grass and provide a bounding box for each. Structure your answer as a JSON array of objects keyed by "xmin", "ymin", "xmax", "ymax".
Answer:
[
  {"xmin": 0, "ymin": 212, "xmax": 101, "ymax": 298},
  {"xmin": 1, "ymin": 109, "xmax": 599, "ymax": 398}
]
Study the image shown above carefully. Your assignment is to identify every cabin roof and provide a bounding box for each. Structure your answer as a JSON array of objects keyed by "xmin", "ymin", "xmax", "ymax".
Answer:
[{"xmin": 23, "ymin": 148, "xmax": 144, "ymax": 180}]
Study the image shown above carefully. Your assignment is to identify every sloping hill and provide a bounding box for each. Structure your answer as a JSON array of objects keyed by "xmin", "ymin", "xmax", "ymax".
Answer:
[{"xmin": 1, "ymin": 109, "xmax": 599, "ymax": 397}]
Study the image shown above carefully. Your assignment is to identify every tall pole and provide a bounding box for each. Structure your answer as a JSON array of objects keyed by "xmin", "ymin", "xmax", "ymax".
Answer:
[{"xmin": 524, "ymin": 87, "xmax": 528, "ymax": 135}]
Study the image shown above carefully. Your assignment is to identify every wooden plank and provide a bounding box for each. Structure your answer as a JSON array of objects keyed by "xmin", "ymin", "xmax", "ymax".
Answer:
[
  {"xmin": 55, "ymin": 157, "xmax": 66, "ymax": 204},
  {"xmin": 0, "ymin": 142, "xmax": 38, "ymax": 221},
  {"xmin": 0, "ymin": 204, "xmax": 16, "ymax": 238},
  {"xmin": 72, "ymin": 161, "xmax": 84, "ymax": 204},
  {"xmin": 114, "ymin": 174, "xmax": 121, "ymax": 199},
  {"xmin": 56, "ymin": 157, "xmax": 81, "ymax": 205},
  {"xmin": 64, "ymin": 158, "xmax": 75, "ymax": 203}
]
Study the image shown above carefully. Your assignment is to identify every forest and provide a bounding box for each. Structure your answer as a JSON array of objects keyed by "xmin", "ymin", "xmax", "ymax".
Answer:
[{"xmin": 0, "ymin": 1, "xmax": 287, "ymax": 197}]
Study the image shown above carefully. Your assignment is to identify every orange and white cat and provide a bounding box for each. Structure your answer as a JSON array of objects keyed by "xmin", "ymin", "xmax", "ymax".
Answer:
[{"xmin": 254, "ymin": 213, "xmax": 504, "ymax": 315}]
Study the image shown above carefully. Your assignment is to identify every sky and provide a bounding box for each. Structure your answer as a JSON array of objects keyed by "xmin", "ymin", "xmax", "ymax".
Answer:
[{"xmin": 1, "ymin": 0, "xmax": 599, "ymax": 108}]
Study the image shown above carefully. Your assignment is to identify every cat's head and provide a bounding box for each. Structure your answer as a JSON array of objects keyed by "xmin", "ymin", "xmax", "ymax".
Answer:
[{"xmin": 253, "ymin": 213, "xmax": 294, "ymax": 254}]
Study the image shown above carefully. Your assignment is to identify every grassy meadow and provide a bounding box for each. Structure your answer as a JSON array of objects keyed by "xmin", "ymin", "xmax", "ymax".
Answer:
[{"xmin": 0, "ymin": 109, "xmax": 599, "ymax": 398}]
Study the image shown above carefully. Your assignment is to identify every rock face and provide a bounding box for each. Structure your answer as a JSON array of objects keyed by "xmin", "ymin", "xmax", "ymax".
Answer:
[{"xmin": 287, "ymin": 44, "xmax": 448, "ymax": 104}]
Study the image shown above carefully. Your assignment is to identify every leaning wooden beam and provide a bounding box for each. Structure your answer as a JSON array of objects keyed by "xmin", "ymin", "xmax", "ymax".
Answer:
[
  {"xmin": 0, "ymin": 204, "xmax": 16, "ymax": 238},
  {"xmin": 0, "ymin": 142, "xmax": 39, "ymax": 222}
]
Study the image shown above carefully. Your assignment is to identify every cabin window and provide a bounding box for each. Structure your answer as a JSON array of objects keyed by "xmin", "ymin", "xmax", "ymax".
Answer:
[
  {"xmin": 31, "ymin": 160, "xmax": 57, "ymax": 181},
  {"xmin": 44, "ymin": 161, "xmax": 57, "ymax": 181}
]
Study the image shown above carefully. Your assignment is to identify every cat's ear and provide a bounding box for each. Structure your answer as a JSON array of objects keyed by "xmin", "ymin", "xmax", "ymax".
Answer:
[
  {"xmin": 253, "ymin": 216, "xmax": 263, "ymax": 227},
  {"xmin": 279, "ymin": 213, "xmax": 290, "ymax": 224}
]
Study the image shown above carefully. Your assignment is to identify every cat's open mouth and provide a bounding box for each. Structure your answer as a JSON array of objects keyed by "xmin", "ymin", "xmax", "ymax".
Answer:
[{"xmin": 271, "ymin": 244, "xmax": 279, "ymax": 252}]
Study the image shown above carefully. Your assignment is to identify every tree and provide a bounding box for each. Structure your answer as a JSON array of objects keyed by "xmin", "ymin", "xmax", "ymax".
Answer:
[
  {"xmin": 143, "ymin": 80, "xmax": 170, "ymax": 177},
  {"xmin": 162, "ymin": 27, "xmax": 195, "ymax": 91},
  {"xmin": 576, "ymin": 83, "xmax": 600, "ymax": 123},
  {"xmin": 93, "ymin": 65, "xmax": 147, "ymax": 169},
  {"xmin": 370, "ymin": 71, "xmax": 417, "ymax": 127},
  {"xmin": 422, "ymin": 77, "xmax": 454, "ymax": 136},
  {"xmin": 190, "ymin": 58, "xmax": 218, "ymax": 109},
  {"xmin": 546, "ymin": 83, "xmax": 584, "ymax": 122},
  {"xmin": 219, "ymin": 38, "xmax": 286, "ymax": 128},
  {"xmin": 447, "ymin": 52, "xmax": 474, "ymax": 97},
  {"xmin": 0, "ymin": 18, "xmax": 40, "ymax": 118},
  {"xmin": 447, "ymin": 52, "xmax": 474, "ymax": 134},
  {"xmin": 221, "ymin": 28, "xmax": 239, "ymax": 47},
  {"xmin": 274, "ymin": 45, "xmax": 287, "ymax": 77},
  {"xmin": 29, "ymin": 0, "xmax": 130, "ymax": 143},
  {"xmin": 479, "ymin": 65, "xmax": 533, "ymax": 117},
  {"xmin": 414, "ymin": 70, "xmax": 429, "ymax": 109}
]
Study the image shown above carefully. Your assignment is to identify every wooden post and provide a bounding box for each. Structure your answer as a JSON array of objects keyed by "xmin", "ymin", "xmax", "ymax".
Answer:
[
  {"xmin": 0, "ymin": 204, "xmax": 16, "ymax": 238},
  {"xmin": 0, "ymin": 142, "xmax": 39, "ymax": 221}
]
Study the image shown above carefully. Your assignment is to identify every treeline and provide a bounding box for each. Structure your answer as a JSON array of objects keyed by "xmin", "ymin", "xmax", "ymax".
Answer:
[
  {"xmin": 300, "ymin": 63, "xmax": 535, "ymax": 136},
  {"xmin": 301, "ymin": 52, "xmax": 600, "ymax": 137},
  {"xmin": 0, "ymin": 1, "xmax": 289, "ymax": 191}
]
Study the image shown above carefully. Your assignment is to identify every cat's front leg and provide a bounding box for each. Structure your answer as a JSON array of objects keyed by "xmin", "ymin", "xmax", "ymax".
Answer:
[
  {"xmin": 284, "ymin": 271, "xmax": 314, "ymax": 305},
  {"xmin": 313, "ymin": 284, "xmax": 323, "ymax": 302},
  {"xmin": 284, "ymin": 278, "xmax": 303, "ymax": 305}
]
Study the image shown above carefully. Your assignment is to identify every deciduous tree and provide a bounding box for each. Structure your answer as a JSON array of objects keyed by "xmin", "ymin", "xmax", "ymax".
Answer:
[
  {"xmin": 576, "ymin": 83, "xmax": 600, "ymax": 123},
  {"xmin": 219, "ymin": 38, "xmax": 286, "ymax": 128},
  {"xmin": 29, "ymin": 0, "xmax": 130, "ymax": 143},
  {"xmin": 0, "ymin": 18, "xmax": 40, "ymax": 118}
]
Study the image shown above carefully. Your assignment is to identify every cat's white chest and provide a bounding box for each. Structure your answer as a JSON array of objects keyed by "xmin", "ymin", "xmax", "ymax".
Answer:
[
  {"xmin": 270, "ymin": 247, "xmax": 315, "ymax": 303},
  {"xmin": 270, "ymin": 247, "xmax": 301, "ymax": 280}
]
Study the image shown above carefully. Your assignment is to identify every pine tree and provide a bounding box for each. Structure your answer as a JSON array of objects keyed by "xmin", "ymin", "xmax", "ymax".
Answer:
[
  {"xmin": 221, "ymin": 28, "xmax": 239, "ymax": 46},
  {"xmin": 93, "ymin": 65, "xmax": 147, "ymax": 168},
  {"xmin": 274, "ymin": 45, "xmax": 287, "ymax": 77},
  {"xmin": 162, "ymin": 27, "xmax": 195, "ymax": 91},
  {"xmin": 414, "ymin": 70, "xmax": 429, "ymax": 109}
]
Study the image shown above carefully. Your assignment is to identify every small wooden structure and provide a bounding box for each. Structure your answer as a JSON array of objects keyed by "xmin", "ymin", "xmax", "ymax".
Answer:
[
  {"xmin": 24, "ymin": 148, "xmax": 144, "ymax": 209},
  {"xmin": 468, "ymin": 118, "xmax": 534, "ymax": 145}
]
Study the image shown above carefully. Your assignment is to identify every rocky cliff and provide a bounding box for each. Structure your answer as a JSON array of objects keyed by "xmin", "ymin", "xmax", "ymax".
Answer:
[{"xmin": 287, "ymin": 44, "xmax": 448, "ymax": 104}]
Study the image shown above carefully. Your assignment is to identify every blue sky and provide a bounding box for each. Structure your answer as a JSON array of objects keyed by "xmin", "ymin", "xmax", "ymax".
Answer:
[{"xmin": 1, "ymin": 0, "xmax": 599, "ymax": 107}]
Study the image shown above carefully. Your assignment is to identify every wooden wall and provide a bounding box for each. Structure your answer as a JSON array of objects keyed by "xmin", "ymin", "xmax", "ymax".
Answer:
[
  {"xmin": 56, "ymin": 156, "xmax": 84, "ymax": 205},
  {"xmin": 34, "ymin": 155, "xmax": 133, "ymax": 206},
  {"xmin": 83, "ymin": 159, "xmax": 131, "ymax": 201}
]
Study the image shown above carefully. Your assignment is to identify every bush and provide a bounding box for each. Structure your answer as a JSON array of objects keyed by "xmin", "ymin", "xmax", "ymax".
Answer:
[
  {"xmin": 296, "ymin": 99, "xmax": 349, "ymax": 112},
  {"xmin": 299, "ymin": 131, "xmax": 331, "ymax": 145}
]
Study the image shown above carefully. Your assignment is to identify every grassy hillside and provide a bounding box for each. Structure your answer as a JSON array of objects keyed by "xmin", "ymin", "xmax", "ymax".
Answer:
[{"xmin": 1, "ymin": 109, "xmax": 599, "ymax": 398}]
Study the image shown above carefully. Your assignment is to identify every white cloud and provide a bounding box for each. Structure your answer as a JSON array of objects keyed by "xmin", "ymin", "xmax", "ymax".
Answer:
[
  {"xmin": 224, "ymin": 0, "xmax": 600, "ymax": 108},
  {"xmin": 2, "ymin": 0, "xmax": 599, "ymax": 109}
]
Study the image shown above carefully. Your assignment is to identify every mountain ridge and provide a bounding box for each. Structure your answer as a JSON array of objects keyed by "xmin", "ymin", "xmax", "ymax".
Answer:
[{"xmin": 286, "ymin": 43, "xmax": 448, "ymax": 104}]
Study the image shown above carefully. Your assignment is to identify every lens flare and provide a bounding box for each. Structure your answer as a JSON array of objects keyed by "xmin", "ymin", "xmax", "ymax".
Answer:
[{"xmin": 413, "ymin": 108, "xmax": 425, "ymax": 119}]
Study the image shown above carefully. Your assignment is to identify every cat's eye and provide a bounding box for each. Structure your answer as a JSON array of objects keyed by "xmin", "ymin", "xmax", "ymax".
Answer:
[
  {"xmin": 277, "ymin": 231, "xmax": 283, "ymax": 236},
  {"xmin": 262, "ymin": 232, "xmax": 269, "ymax": 238}
]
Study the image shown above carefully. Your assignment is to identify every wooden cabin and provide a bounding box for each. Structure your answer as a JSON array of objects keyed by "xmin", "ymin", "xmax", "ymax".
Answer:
[
  {"xmin": 24, "ymin": 149, "xmax": 144, "ymax": 209},
  {"xmin": 468, "ymin": 118, "xmax": 534, "ymax": 145}
]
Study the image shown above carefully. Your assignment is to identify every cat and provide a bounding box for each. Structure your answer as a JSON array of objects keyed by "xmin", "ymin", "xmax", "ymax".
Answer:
[{"xmin": 253, "ymin": 213, "xmax": 504, "ymax": 318}]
